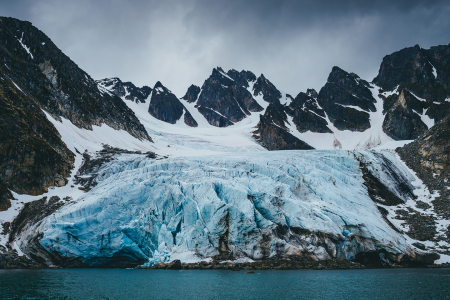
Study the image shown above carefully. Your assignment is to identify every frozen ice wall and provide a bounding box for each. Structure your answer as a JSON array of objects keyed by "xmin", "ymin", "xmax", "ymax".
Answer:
[{"xmin": 18, "ymin": 150, "xmax": 417, "ymax": 267}]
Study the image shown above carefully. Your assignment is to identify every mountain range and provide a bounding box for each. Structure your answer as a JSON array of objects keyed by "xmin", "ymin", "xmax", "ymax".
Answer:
[{"xmin": 0, "ymin": 16, "xmax": 449, "ymax": 269}]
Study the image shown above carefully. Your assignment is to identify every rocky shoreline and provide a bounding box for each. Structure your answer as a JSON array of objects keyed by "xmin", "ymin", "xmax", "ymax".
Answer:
[
  {"xmin": 2, "ymin": 258, "xmax": 449, "ymax": 270},
  {"xmin": 1, "ymin": 250, "xmax": 449, "ymax": 270},
  {"xmin": 0, "ymin": 246, "xmax": 45, "ymax": 269},
  {"xmin": 140, "ymin": 258, "xmax": 450, "ymax": 271}
]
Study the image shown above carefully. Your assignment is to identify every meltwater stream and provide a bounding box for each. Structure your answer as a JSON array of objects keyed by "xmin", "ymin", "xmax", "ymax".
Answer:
[{"xmin": 0, "ymin": 269, "xmax": 449, "ymax": 299}]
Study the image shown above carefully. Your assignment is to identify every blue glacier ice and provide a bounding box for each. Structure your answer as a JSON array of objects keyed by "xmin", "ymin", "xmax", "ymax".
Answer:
[{"xmin": 17, "ymin": 150, "xmax": 420, "ymax": 266}]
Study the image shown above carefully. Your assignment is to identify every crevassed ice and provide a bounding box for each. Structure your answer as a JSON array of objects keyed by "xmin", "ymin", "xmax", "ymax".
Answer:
[{"xmin": 19, "ymin": 150, "xmax": 414, "ymax": 266}]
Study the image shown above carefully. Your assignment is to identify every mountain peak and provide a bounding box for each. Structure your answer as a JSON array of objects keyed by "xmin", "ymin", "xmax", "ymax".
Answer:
[
  {"xmin": 181, "ymin": 84, "xmax": 201, "ymax": 103},
  {"xmin": 253, "ymin": 74, "xmax": 281, "ymax": 103},
  {"xmin": 226, "ymin": 69, "xmax": 256, "ymax": 88},
  {"xmin": 306, "ymin": 88, "xmax": 318, "ymax": 99}
]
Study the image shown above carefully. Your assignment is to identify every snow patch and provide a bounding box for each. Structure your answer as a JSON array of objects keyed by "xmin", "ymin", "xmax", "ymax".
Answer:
[
  {"xmin": 429, "ymin": 62, "xmax": 437, "ymax": 79},
  {"xmin": 17, "ymin": 32, "xmax": 33, "ymax": 59}
]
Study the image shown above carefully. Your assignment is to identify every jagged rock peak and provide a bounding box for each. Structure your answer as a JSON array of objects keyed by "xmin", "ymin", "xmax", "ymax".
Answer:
[
  {"xmin": 97, "ymin": 77, "xmax": 152, "ymax": 103},
  {"xmin": 209, "ymin": 67, "xmax": 234, "ymax": 83},
  {"xmin": 181, "ymin": 84, "xmax": 201, "ymax": 103},
  {"xmin": 0, "ymin": 17, "xmax": 150, "ymax": 141},
  {"xmin": 154, "ymin": 81, "xmax": 166, "ymax": 91},
  {"xmin": 148, "ymin": 81, "xmax": 197, "ymax": 127},
  {"xmin": 288, "ymin": 92, "xmax": 331, "ymax": 134},
  {"xmin": 317, "ymin": 66, "xmax": 374, "ymax": 131},
  {"xmin": 0, "ymin": 16, "xmax": 152, "ymax": 198},
  {"xmin": 254, "ymin": 102, "xmax": 314, "ymax": 150},
  {"xmin": 327, "ymin": 66, "xmax": 372, "ymax": 89},
  {"xmin": 226, "ymin": 69, "xmax": 257, "ymax": 88},
  {"xmin": 196, "ymin": 67, "xmax": 263, "ymax": 127},
  {"xmin": 373, "ymin": 43, "xmax": 450, "ymax": 123},
  {"xmin": 253, "ymin": 73, "xmax": 282, "ymax": 103},
  {"xmin": 373, "ymin": 44, "xmax": 438, "ymax": 93},
  {"xmin": 306, "ymin": 88, "xmax": 318, "ymax": 99}
]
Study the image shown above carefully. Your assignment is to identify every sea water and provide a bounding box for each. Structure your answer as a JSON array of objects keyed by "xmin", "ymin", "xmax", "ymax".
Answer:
[{"xmin": 0, "ymin": 268, "xmax": 449, "ymax": 299}]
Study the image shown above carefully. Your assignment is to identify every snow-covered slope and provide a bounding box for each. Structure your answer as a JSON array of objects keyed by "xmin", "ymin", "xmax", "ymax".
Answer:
[
  {"xmin": 97, "ymin": 71, "xmax": 413, "ymax": 156},
  {"xmin": 288, "ymin": 85, "xmax": 412, "ymax": 150}
]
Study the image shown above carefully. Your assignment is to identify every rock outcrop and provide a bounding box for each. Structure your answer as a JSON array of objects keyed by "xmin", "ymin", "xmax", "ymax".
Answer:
[
  {"xmin": 397, "ymin": 115, "xmax": 450, "ymax": 222},
  {"xmin": 0, "ymin": 17, "xmax": 150, "ymax": 141},
  {"xmin": 287, "ymin": 91, "xmax": 332, "ymax": 133},
  {"xmin": 227, "ymin": 69, "xmax": 257, "ymax": 88},
  {"xmin": 382, "ymin": 90, "xmax": 428, "ymax": 140},
  {"xmin": 196, "ymin": 68, "xmax": 263, "ymax": 127},
  {"xmin": 181, "ymin": 84, "xmax": 201, "ymax": 103},
  {"xmin": 149, "ymin": 81, "xmax": 198, "ymax": 127},
  {"xmin": 253, "ymin": 74, "xmax": 282, "ymax": 103},
  {"xmin": 373, "ymin": 44, "xmax": 450, "ymax": 123},
  {"xmin": 253, "ymin": 103, "xmax": 314, "ymax": 150},
  {"xmin": 97, "ymin": 77, "xmax": 152, "ymax": 103},
  {"xmin": 0, "ymin": 17, "xmax": 151, "ymax": 197},
  {"xmin": 0, "ymin": 67, "xmax": 74, "ymax": 195},
  {"xmin": 317, "ymin": 67, "xmax": 373, "ymax": 131},
  {"xmin": 0, "ymin": 181, "xmax": 13, "ymax": 211}
]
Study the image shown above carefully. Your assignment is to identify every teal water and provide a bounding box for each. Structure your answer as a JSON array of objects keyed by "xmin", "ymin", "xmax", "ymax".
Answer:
[{"xmin": 0, "ymin": 268, "xmax": 449, "ymax": 299}]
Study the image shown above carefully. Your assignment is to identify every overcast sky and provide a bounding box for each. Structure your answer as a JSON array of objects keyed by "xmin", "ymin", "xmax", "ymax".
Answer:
[{"xmin": 2, "ymin": 0, "xmax": 450, "ymax": 96}]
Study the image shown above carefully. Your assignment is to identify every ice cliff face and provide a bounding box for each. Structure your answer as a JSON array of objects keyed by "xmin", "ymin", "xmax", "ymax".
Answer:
[{"xmin": 16, "ymin": 150, "xmax": 425, "ymax": 267}]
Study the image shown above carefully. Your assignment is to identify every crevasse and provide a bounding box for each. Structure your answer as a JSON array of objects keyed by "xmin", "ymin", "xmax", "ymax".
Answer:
[{"xmin": 18, "ymin": 150, "xmax": 416, "ymax": 267}]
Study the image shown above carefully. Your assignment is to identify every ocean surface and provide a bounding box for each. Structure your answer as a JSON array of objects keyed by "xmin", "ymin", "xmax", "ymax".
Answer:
[{"xmin": 0, "ymin": 268, "xmax": 449, "ymax": 299}]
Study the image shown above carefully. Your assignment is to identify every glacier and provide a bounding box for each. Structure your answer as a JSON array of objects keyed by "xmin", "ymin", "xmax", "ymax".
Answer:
[{"xmin": 16, "ymin": 150, "xmax": 425, "ymax": 267}]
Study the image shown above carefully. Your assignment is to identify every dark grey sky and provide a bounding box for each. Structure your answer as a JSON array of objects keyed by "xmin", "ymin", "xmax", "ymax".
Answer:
[{"xmin": 2, "ymin": 0, "xmax": 450, "ymax": 96}]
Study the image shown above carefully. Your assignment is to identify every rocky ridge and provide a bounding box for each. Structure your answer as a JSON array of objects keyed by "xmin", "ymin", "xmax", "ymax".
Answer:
[
  {"xmin": 396, "ymin": 115, "xmax": 450, "ymax": 254},
  {"xmin": 0, "ymin": 17, "xmax": 151, "ymax": 198},
  {"xmin": 96, "ymin": 77, "xmax": 152, "ymax": 103},
  {"xmin": 149, "ymin": 81, "xmax": 198, "ymax": 127}
]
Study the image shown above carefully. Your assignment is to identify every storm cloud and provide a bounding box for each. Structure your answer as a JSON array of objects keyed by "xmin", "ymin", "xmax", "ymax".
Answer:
[{"xmin": 2, "ymin": 0, "xmax": 450, "ymax": 96}]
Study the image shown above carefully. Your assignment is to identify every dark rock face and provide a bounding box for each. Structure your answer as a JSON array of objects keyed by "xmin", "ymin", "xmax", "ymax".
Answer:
[
  {"xmin": 0, "ymin": 17, "xmax": 151, "ymax": 197},
  {"xmin": 382, "ymin": 91, "xmax": 428, "ymax": 140},
  {"xmin": 181, "ymin": 84, "xmax": 201, "ymax": 103},
  {"xmin": 318, "ymin": 83, "xmax": 370, "ymax": 131},
  {"xmin": 374, "ymin": 45, "xmax": 441, "ymax": 95},
  {"xmin": 0, "ymin": 69, "xmax": 75, "ymax": 196},
  {"xmin": 0, "ymin": 245, "xmax": 44, "ymax": 269},
  {"xmin": 317, "ymin": 67, "xmax": 373, "ymax": 131},
  {"xmin": 184, "ymin": 111, "xmax": 198, "ymax": 127},
  {"xmin": 373, "ymin": 44, "xmax": 450, "ymax": 123},
  {"xmin": 428, "ymin": 44, "xmax": 450, "ymax": 90},
  {"xmin": 196, "ymin": 68, "xmax": 262, "ymax": 127},
  {"xmin": 254, "ymin": 103, "xmax": 314, "ymax": 150},
  {"xmin": 0, "ymin": 181, "xmax": 13, "ymax": 211},
  {"xmin": 197, "ymin": 106, "xmax": 233, "ymax": 127},
  {"xmin": 287, "ymin": 92, "xmax": 332, "ymax": 133},
  {"xmin": 306, "ymin": 88, "xmax": 319, "ymax": 99},
  {"xmin": 0, "ymin": 17, "xmax": 150, "ymax": 141},
  {"xmin": 227, "ymin": 69, "xmax": 257, "ymax": 88},
  {"xmin": 382, "ymin": 89, "xmax": 428, "ymax": 114},
  {"xmin": 149, "ymin": 81, "xmax": 197, "ymax": 127},
  {"xmin": 97, "ymin": 77, "xmax": 152, "ymax": 103},
  {"xmin": 253, "ymin": 74, "xmax": 282, "ymax": 103},
  {"xmin": 327, "ymin": 67, "xmax": 376, "ymax": 111}
]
